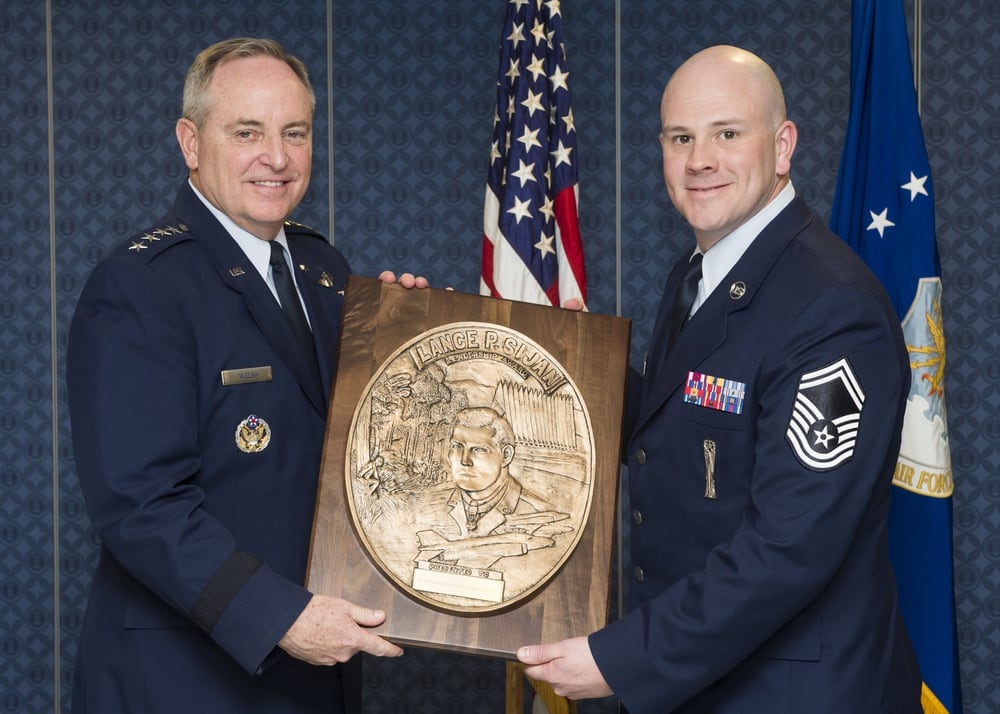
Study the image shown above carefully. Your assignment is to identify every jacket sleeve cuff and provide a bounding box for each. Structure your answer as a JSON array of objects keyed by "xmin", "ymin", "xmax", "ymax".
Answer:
[{"xmin": 192, "ymin": 552, "xmax": 313, "ymax": 674}]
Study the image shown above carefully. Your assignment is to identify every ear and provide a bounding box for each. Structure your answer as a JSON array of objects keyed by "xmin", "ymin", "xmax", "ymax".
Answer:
[
  {"xmin": 175, "ymin": 118, "xmax": 200, "ymax": 171},
  {"xmin": 774, "ymin": 119, "xmax": 797, "ymax": 177},
  {"xmin": 501, "ymin": 444, "xmax": 515, "ymax": 468}
]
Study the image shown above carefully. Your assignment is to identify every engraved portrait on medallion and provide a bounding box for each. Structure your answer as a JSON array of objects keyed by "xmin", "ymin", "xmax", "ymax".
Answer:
[{"xmin": 345, "ymin": 321, "xmax": 595, "ymax": 614}]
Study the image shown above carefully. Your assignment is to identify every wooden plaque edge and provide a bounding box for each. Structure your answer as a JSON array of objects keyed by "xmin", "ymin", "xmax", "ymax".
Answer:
[{"xmin": 306, "ymin": 277, "xmax": 631, "ymax": 659}]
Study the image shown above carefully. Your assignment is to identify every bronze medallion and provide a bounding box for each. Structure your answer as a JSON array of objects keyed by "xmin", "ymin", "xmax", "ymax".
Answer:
[{"xmin": 345, "ymin": 322, "xmax": 594, "ymax": 613}]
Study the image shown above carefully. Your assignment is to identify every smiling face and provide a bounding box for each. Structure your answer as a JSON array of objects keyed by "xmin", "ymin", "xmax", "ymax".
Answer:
[
  {"xmin": 658, "ymin": 46, "xmax": 797, "ymax": 252},
  {"xmin": 175, "ymin": 54, "xmax": 313, "ymax": 240}
]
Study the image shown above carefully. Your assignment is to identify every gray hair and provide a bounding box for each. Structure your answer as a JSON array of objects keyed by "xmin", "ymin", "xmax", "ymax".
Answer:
[{"xmin": 181, "ymin": 37, "xmax": 316, "ymax": 127}]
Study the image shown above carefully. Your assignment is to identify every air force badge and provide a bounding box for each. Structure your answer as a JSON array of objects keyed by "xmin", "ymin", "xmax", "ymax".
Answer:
[
  {"xmin": 786, "ymin": 357, "xmax": 864, "ymax": 471},
  {"xmin": 236, "ymin": 414, "xmax": 271, "ymax": 453}
]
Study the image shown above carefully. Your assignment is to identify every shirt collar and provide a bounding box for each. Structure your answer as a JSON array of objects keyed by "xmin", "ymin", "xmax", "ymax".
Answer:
[
  {"xmin": 691, "ymin": 181, "xmax": 795, "ymax": 314},
  {"xmin": 188, "ymin": 179, "xmax": 289, "ymax": 287}
]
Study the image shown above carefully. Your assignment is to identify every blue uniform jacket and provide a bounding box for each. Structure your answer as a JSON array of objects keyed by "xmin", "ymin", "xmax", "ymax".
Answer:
[
  {"xmin": 67, "ymin": 182, "xmax": 355, "ymax": 713},
  {"xmin": 589, "ymin": 197, "xmax": 922, "ymax": 713}
]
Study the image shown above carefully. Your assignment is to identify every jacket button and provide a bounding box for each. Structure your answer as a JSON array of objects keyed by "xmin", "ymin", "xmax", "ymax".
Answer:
[
  {"xmin": 635, "ymin": 448, "xmax": 646, "ymax": 464},
  {"xmin": 633, "ymin": 566, "xmax": 645, "ymax": 582},
  {"xmin": 631, "ymin": 509, "xmax": 643, "ymax": 525}
]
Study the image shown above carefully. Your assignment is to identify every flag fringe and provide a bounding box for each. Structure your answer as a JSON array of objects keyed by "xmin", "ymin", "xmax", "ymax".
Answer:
[{"xmin": 921, "ymin": 682, "xmax": 949, "ymax": 714}]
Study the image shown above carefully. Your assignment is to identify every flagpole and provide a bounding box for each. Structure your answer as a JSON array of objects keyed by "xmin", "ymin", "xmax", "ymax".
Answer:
[
  {"xmin": 326, "ymin": 0, "xmax": 335, "ymax": 244},
  {"xmin": 614, "ymin": 0, "xmax": 622, "ymax": 321},
  {"xmin": 914, "ymin": 0, "xmax": 922, "ymax": 114},
  {"xmin": 613, "ymin": 0, "xmax": 625, "ymax": 627}
]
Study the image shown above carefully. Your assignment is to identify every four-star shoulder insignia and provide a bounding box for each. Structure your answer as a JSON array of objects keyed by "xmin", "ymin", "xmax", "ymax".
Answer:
[
  {"xmin": 283, "ymin": 219, "xmax": 325, "ymax": 242},
  {"xmin": 128, "ymin": 224, "xmax": 189, "ymax": 255}
]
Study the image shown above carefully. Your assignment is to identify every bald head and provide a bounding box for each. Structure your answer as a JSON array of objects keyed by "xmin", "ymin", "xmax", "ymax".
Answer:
[
  {"xmin": 657, "ymin": 45, "xmax": 797, "ymax": 250},
  {"xmin": 663, "ymin": 45, "xmax": 787, "ymax": 132}
]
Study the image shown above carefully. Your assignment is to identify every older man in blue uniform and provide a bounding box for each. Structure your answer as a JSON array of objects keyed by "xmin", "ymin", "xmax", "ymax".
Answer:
[
  {"xmin": 518, "ymin": 45, "xmax": 922, "ymax": 713},
  {"xmin": 68, "ymin": 38, "xmax": 415, "ymax": 713}
]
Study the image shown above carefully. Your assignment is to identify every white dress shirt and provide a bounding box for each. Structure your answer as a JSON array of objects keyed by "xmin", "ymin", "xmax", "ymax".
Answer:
[{"xmin": 690, "ymin": 181, "xmax": 796, "ymax": 315}]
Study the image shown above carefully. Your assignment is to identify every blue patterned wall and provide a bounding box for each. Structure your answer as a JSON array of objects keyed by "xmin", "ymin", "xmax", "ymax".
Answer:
[
  {"xmin": 0, "ymin": 1, "xmax": 995, "ymax": 712},
  {"xmin": 2, "ymin": 3, "xmax": 54, "ymax": 712}
]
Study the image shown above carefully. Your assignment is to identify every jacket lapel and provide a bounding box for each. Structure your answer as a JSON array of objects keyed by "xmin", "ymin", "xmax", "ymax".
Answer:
[
  {"xmin": 287, "ymin": 249, "xmax": 345, "ymax": 404},
  {"xmin": 635, "ymin": 197, "xmax": 814, "ymax": 434},
  {"xmin": 172, "ymin": 184, "xmax": 328, "ymax": 416},
  {"xmin": 643, "ymin": 257, "xmax": 688, "ymax": 394}
]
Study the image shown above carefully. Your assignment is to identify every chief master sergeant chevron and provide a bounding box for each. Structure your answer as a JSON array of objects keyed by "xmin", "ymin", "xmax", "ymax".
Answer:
[
  {"xmin": 66, "ymin": 38, "xmax": 422, "ymax": 714},
  {"xmin": 517, "ymin": 45, "xmax": 922, "ymax": 713}
]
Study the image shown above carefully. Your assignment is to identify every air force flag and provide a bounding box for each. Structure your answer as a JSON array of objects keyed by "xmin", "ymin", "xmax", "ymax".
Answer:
[{"xmin": 830, "ymin": 0, "xmax": 961, "ymax": 711}]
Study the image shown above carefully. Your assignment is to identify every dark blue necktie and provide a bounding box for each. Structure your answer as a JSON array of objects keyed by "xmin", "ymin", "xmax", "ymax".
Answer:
[
  {"xmin": 269, "ymin": 241, "xmax": 316, "ymax": 360},
  {"xmin": 667, "ymin": 252, "xmax": 703, "ymax": 352}
]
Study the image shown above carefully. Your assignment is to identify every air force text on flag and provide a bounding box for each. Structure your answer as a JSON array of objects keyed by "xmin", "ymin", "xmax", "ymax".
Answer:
[
  {"xmin": 481, "ymin": 0, "xmax": 586, "ymax": 308},
  {"xmin": 830, "ymin": 1, "xmax": 961, "ymax": 711}
]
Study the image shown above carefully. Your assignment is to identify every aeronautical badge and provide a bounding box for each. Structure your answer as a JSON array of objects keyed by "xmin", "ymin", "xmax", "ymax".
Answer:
[
  {"xmin": 785, "ymin": 357, "xmax": 865, "ymax": 471},
  {"xmin": 235, "ymin": 414, "xmax": 271, "ymax": 453}
]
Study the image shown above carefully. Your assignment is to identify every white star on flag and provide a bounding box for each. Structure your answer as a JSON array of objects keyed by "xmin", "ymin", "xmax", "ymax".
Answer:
[
  {"xmin": 506, "ymin": 196, "xmax": 533, "ymax": 224},
  {"xmin": 552, "ymin": 140, "xmax": 572, "ymax": 167},
  {"xmin": 900, "ymin": 171, "xmax": 929, "ymax": 201},
  {"xmin": 521, "ymin": 88, "xmax": 545, "ymax": 117},
  {"xmin": 507, "ymin": 22, "xmax": 525, "ymax": 46},
  {"xmin": 534, "ymin": 233, "xmax": 556, "ymax": 258},
  {"xmin": 526, "ymin": 55, "xmax": 546, "ymax": 81},
  {"xmin": 549, "ymin": 65, "xmax": 569, "ymax": 91},
  {"xmin": 511, "ymin": 159, "xmax": 537, "ymax": 187},
  {"xmin": 866, "ymin": 207, "xmax": 895, "ymax": 237}
]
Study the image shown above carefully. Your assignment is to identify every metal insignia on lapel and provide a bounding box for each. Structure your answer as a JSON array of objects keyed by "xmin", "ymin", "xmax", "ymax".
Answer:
[
  {"xmin": 319, "ymin": 272, "xmax": 335, "ymax": 288},
  {"xmin": 229, "ymin": 267, "xmax": 246, "ymax": 277},
  {"xmin": 729, "ymin": 281, "xmax": 747, "ymax": 300},
  {"xmin": 235, "ymin": 414, "xmax": 271, "ymax": 453}
]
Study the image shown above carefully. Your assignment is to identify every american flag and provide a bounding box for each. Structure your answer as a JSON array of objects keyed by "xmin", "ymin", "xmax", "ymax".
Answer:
[{"xmin": 482, "ymin": 0, "xmax": 586, "ymax": 308}]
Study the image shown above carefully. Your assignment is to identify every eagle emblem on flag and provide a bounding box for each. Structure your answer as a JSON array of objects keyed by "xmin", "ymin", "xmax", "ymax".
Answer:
[{"xmin": 786, "ymin": 357, "xmax": 865, "ymax": 471}]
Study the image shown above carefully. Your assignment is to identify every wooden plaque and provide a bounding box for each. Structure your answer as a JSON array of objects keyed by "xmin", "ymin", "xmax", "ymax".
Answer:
[{"xmin": 307, "ymin": 277, "xmax": 631, "ymax": 658}]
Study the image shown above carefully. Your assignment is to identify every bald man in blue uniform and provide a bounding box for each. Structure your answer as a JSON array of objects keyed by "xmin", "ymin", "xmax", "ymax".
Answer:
[
  {"xmin": 67, "ymin": 38, "xmax": 410, "ymax": 714},
  {"xmin": 518, "ymin": 45, "xmax": 922, "ymax": 713}
]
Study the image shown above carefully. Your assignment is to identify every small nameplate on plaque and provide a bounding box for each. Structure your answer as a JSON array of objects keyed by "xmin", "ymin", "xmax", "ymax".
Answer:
[{"xmin": 412, "ymin": 559, "xmax": 506, "ymax": 603}]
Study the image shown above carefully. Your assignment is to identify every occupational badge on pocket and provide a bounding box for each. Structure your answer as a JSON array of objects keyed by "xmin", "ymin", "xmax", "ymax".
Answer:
[
  {"xmin": 786, "ymin": 358, "xmax": 864, "ymax": 471},
  {"xmin": 235, "ymin": 414, "xmax": 271, "ymax": 453}
]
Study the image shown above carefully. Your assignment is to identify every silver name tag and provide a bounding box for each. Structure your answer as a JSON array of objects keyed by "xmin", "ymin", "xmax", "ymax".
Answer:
[{"xmin": 221, "ymin": 366, "xmax": 273, "ymax": 386}]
